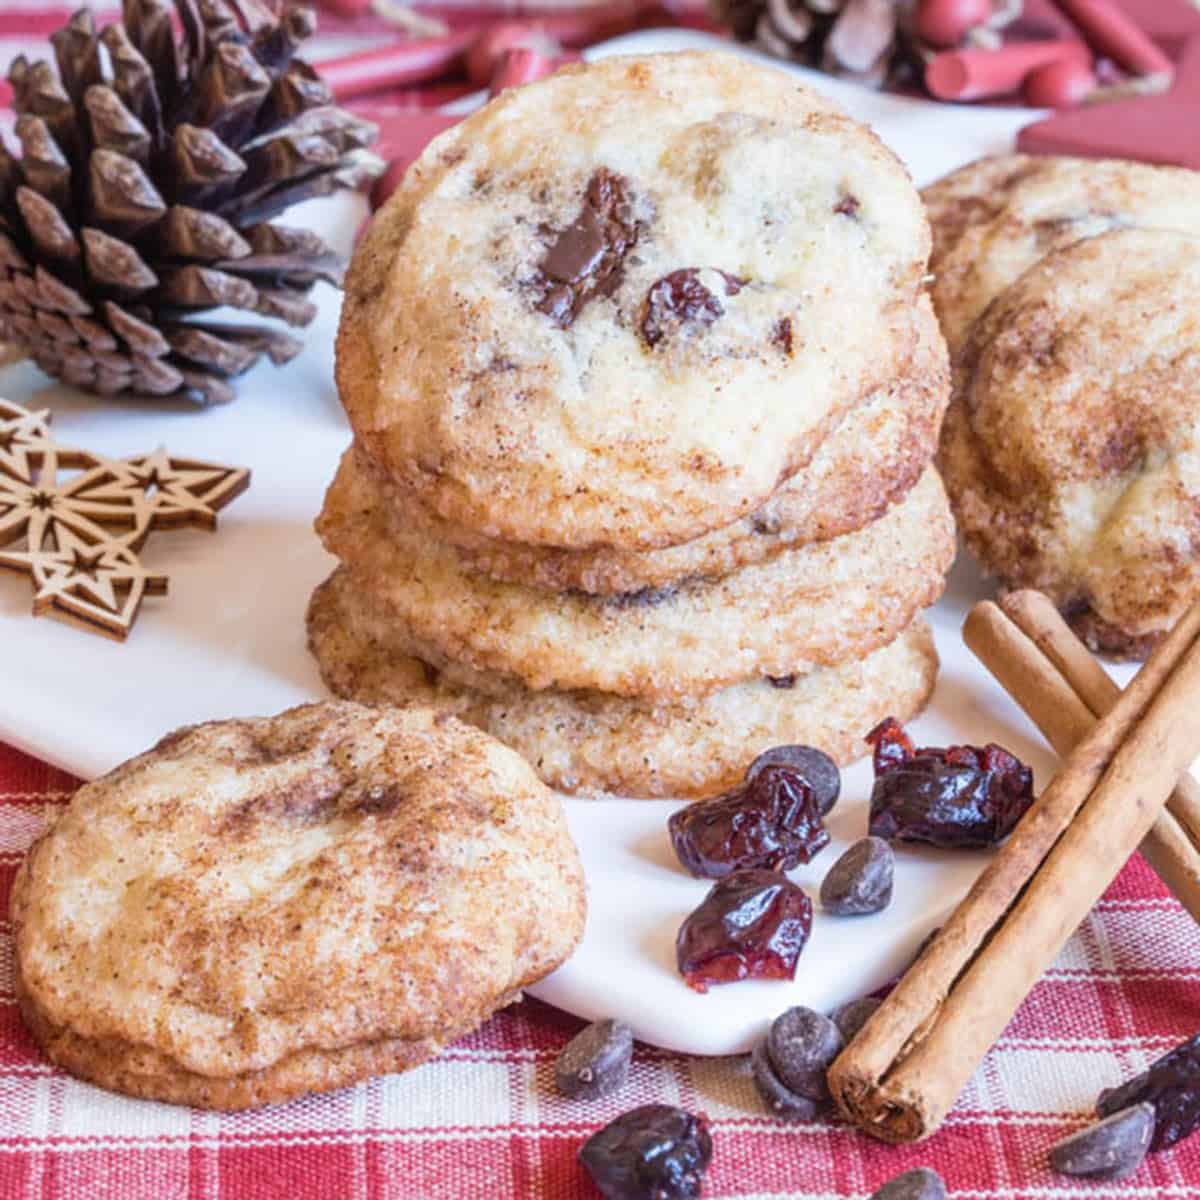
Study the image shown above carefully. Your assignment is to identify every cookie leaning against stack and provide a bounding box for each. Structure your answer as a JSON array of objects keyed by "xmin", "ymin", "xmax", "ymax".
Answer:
[
  {"xmin": 925, "ymin": 155, "xmax": 1200, "ymax": 658},
  {"xmin": 309, "ymin": 51, "xmax": 956, "ymax": 798},
  {"xmin": 12, "ymin": 703, "xmax": 585, "ymax": 1109}
]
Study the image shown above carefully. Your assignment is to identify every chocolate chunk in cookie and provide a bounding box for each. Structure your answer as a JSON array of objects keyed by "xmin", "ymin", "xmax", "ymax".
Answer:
[{"xmin": 536, "ymin": 168, "xmax": 641, "ymax": 327}]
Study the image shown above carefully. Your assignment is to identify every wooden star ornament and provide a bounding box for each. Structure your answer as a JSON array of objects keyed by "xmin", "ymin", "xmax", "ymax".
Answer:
[{"xmin": 0, "ymin": 398, "xmax": 250, "ymax": 640}]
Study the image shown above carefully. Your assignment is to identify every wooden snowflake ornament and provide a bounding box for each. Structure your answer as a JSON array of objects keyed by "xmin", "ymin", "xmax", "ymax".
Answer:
[{"xmin": 0, "ymin": 398, "xmax": 249, "ymax": 639}]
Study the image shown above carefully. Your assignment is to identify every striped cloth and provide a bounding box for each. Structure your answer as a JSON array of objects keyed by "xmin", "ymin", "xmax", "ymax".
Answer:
[
  {"xmin": 4, "ymin": 755, "xmax": 1200, "ymax": 1198},
  {"xmin": 3, "ymin": 3, "xmax": 1200, "ymax": 1197}
]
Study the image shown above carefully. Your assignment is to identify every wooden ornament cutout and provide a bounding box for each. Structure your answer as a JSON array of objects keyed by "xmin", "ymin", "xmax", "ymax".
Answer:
[{"xmin": 0, "ymin": 398, "xmax": 249, "ymax": 640}]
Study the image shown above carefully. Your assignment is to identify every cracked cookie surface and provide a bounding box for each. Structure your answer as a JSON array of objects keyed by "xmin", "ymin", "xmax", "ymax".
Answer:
[{"xmin": 12, "ymin": 703, "xmax": 584, "ymax": 1108}]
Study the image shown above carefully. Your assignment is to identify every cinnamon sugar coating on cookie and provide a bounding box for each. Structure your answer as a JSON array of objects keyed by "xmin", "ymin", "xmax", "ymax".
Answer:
[
  {"xmin": 939, "ymin": 228, "xmax": 1200, "ymax": 657},
  {"xmin": 307, "ymin": 569, "xmax": 940, "ymax": 799},
  {"xmin": 317, "ymin": 468, "xmax": 955, "ymax": 700},
  {"xmin": 11, "ymin": 703, "xmax": 584, "ymax": 1108},
  {"xmin": 335, "ymin": 297, "xmax": 949, "ymax": 596},
  {"xmin": 924, "ymin": 155, "xmax": 1200, "ymax": 357},
  {"xmin": 338, "ymin": 51, "xmax": 929, "ymax": 550}
]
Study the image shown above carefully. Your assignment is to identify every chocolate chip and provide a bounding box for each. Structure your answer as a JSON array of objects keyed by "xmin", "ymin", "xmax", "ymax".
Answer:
[
  {"xmin": 746, "ymin": 746, "xmax": 840, "ymax": 817},
  {"xmin": 835, "ymin": 194, "xmax": 861, "ymax": 218},
  {"xmin": 820, "ymin": 836, "xmax": 894, "ymax": 916},
  {"xmin": 772, "ymin": 316, "xmax": 794, "ymax": 355},
  {"xmin": 766, "ymin": 674, "xmax": 796, "ymax": 689},
  {"xmin": 1050, "ymin": 1104, "xmax": 1155, "ymax": 1180},
  {"xmin": 640, "ymin": 268, "xmax": 744, "ymax": 348},
  {"xmin": 869, "ymin": 1168, "xmax": 946, "ymax": 1200},
  {"xmin": 830, "ymin": 996, "xmax": 882, "ymax": 1043},
  {"xmin": 555, "ymin": 1019, "xmax": 634, "ymax": 1101},
  {"xmin": 751, "ymin": 1040, "xmax": 819, "ymax": 1122},
  {"xmin": 600, "ymin": 584, "xmax": 677, "ymax": 611},
  {"xmin": 536, "ymin": 169, "xmax": 640, "ymax": 327},
  {"xmin": 542, "ymin": 208, "xmax": 607, "ymax": 285},
  {"xmin": 765, "ymin": 1006, "xmax": 843, "ymax": 1104}
]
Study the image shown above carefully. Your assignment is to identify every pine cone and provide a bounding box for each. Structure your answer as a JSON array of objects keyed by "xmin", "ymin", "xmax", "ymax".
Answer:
[
  {"xmin": 709, "ymin": 0, "xmax": 988, "ymax": 89},
  {"xmin": 0, "ymin": 1, "xmax": 380, "ymax": 406}
]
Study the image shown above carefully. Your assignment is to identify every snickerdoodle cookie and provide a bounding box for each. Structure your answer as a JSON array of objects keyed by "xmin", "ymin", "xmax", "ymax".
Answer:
[
  {"xmin": 317, "ymin": 468, "xmax": 954, "ymax": 700},
  {"xmin": 334, "ymin": 297, "xmax": 949, "ymax": 596},
  {"xmin": 924, "ymin": 155, "xmax": 1200, "ymax": 356},
  {"xmin": 308, "ymin": 568, "xmax": 939, "ymax": 798},
  {"xmin": 338, "ymin": 51, "xmax": 930, "ymax": 550},
  {"xmin": 940, "ymin": 228, "xmax": 1200, "ymax": 657},
  {"xmin": 12, "ymin": 703, "xmax": 584, "ymax": 1108}
]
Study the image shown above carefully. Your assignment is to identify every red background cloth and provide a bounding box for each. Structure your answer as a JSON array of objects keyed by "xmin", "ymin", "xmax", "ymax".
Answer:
[{"xmin": 2, "ymin": 2, "xmax": 1200, "ymax": 1196}]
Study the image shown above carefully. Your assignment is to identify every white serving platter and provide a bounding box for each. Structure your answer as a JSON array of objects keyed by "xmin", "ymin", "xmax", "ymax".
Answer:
[{"xmin": 0, "ymin": 29, "xmax": 1127, "ymax": 1057}]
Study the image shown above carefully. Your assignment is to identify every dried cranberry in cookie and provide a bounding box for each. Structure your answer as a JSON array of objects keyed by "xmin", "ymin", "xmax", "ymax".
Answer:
[
  {"xmin": 639, "ymin": 268, "xmax": 745, "ymax": 348},
  {"xmin": 338, "ymin": 51, "xmax": 930, "ymax": 551}
]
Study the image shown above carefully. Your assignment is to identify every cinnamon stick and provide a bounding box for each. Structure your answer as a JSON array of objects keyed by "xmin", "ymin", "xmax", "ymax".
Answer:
[
  {"xmin": 828, "ymin": 599, "xmax": 1200, "ymax": 1143},
  {"xmin": 975, "ymin": 590, "xmax": 1200, "ymax": 920}
]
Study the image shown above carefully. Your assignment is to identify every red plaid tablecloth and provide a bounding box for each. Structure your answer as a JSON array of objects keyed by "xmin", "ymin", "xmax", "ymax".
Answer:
[
  {"xmin": 3, "ymin": 2, "xmax": 1200, "ymax": 1197},
  {"xmin": 3, "ymin": 742, "xmax": 1200, "ymax": 1198}
]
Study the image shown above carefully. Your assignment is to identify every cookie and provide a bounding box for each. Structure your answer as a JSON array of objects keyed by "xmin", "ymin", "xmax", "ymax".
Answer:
[
  {"xmin": 11, "ymin": 703, "xmax": 584, "ymax": 1109},
  {"xmin": 921, "ymin": 153, "xmax": 1041, "ymax": 286},
  {"xmin": 338, "ymin": 51, "xmax": 930, "ymax": 551},
  {"xmin": 336, "ymin": 297, "xmax": 949, "ymax": 596},
  {"xmin": 307, "ymin": 568, "xmax": 939, "ymax": 798},
  {"xmin": 318, "ymin": 467, "xmax": 955, "ymax": 700},
  {"xmin": 939, "ymin": 228, "xmax": 1200, "ymax": 658},
  {"xmin": 925, "ymin": 155, "xmax": 1200, "ymax": 356}
]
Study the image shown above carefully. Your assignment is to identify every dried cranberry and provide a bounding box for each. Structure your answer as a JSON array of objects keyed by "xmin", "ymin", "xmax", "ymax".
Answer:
[
  {"xmin": 579, "ymin": 1104, "xmax": 712, "ymax": 1199},
  {"xmin": 1097, "ymin": 1032, "xmax": 1200, "ymax": 1150},
  {"xmin": 865, "ymin": 717, "xmax": 1035, "ymax": 849},
  {"xmin": 676, "ymin": 868, "xmax": 813, "ymax": 993},
  {"xmin": 669, "ymin": 763, "xmax": 829, "ymax": 879},
  {"xmin": 640, "ymin": 268, "xmax": 744, "ymax": 347},
  {"xmin": 868, "ymin": 717, "xmax": 914, "ymax": 773}
]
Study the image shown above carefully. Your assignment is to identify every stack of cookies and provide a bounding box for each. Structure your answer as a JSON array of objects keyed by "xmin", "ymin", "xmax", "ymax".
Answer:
[
  {"xmin": 308, "ymin": 51, "xmax": 956, "ymax": 798},
  {"xmin": 925, "ymin": 155, "xmax": 1200, "ymax": 658}
]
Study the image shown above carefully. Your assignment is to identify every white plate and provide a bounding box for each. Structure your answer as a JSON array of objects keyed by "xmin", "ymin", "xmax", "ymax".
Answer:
[{"xmin": 0, "ymin": 31, "xmax": 1097, "ymax": 1057}]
